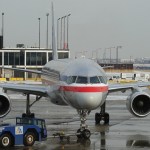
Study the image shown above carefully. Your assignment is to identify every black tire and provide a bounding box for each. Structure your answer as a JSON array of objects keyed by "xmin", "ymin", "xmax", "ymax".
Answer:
[
  {"xmin": 0, "ymin": 133, "xmax": 13, "ymax": 148},
  {"xmin": 23, "ymin": 132, "xmax": 35, "ymax": 146},
  {"xmin": 82, "ymin": 129, "xmax": 91, "ymax": 139},
  {"xmin": 104, "ymin": 113, "xmax": 109, "ymax": 124},
  {"xmin": 95, "ymin": 113, "xmax": 101, "ymax": 124},
  {"xmin": 77, "ymin": 129, "xmax": 83, "ymax": 139}
]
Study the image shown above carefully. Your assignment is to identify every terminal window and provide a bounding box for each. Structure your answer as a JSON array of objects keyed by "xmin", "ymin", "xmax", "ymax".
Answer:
[
  {"xmin": 0, "ymin": 52, "xmax": 2, "ymax": 65},
  {"xmin": 26, "ymin": 52, "xmax": 46, "ymax": 66},
  {"xmin": 4, "ymin": 52, "xmax": 24, "ymax": 66}
]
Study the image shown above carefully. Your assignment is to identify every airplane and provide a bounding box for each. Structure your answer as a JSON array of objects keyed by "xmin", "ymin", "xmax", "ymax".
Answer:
[{"xmin": 0, "ymin": 3, "xmax": 150, "ymax": 139}]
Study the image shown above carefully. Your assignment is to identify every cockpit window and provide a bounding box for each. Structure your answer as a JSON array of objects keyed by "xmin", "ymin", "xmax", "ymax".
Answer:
[
  {"xmin": 66, "ymin": 76, "xmax": 77, "ymax": 84},
  {"xmin": 60, "ymin": 75, "xmax": 67, "ymax": 82},
  {"xmin": 76, "ymin": 76, "xmax": 88, "ymax": 84},
  {"xmin": 99, "ymin": 76, "xmax": 107, "ymax": 84},
  {"xmin": 90, "ymin": 76, "xmax": 100, "ymax": 84}
]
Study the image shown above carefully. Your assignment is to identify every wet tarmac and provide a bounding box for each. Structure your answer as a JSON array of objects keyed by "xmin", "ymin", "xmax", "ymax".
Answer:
[{"xmin": 2, "ymin": 89, "xmax": 150, "ymax": 150}]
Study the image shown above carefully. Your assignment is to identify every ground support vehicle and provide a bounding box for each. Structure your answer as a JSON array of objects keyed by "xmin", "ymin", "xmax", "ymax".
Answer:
[{"xmin": 0, "ymin": 117, "xmax": 47, "ymax": 148}]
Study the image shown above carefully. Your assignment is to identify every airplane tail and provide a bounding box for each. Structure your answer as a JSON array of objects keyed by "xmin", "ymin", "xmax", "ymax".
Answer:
[{"xmin": 51, "ymin": 2, "xmax": 58, "ymax": 60}]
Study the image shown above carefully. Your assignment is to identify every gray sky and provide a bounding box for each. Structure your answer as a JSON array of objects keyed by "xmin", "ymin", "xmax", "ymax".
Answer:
[{"xmin": 1, "ymin": 0, "xmax": 150, "ymax": 59}]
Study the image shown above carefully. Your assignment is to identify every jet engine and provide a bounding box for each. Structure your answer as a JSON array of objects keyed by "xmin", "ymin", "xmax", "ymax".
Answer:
[
  {"xmin": 126, "ymin": 92, "xmax": 150, "ymax": 117},
  {"xmin": 0, "ymin": 92, "xmax": 11, "ymax": 118}
]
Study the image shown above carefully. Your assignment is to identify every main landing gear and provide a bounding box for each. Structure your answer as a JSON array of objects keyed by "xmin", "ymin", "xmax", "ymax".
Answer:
[
  {"xmin": 95, "ymin": 102, "xmax": 109, "ymax": 124},
  {"xmin": 76, "ymin": 110, "xmax": 91, "ymax": 139},
  {"xmin": 22, "ymin": 93, "xmax": 43, "ymax": 118}
]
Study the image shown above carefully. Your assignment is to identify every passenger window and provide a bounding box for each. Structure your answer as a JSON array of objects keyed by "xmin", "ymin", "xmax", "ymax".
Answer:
[
  {"xmin": 90, "ymin": 76, "xmax": 100, "ymax": 84},
  {"xmin": 76, "ymin": 76, "xmax": 88, "ymax": 84},
  {"xmin": 66, "ymin": 76, "xmax": 77, "ymax": 84}
]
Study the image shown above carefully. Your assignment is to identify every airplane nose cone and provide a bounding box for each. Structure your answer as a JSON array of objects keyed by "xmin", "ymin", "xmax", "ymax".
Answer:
[
  {"xmin": 76, "ymin": 93, "xmax": 102, "ymax": 109},
  {"xmin": 64, "ymin": 92, "xmax": 106, "ymax": 110}
]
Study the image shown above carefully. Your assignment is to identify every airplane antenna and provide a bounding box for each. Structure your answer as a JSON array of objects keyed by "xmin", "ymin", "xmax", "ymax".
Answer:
[{"xmin": 51, "ymin": 2, "xmax": 58, "ymax": 60}]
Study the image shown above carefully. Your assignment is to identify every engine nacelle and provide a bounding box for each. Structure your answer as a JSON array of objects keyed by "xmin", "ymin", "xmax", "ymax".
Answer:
[
  {"xmin": 126, "ymin": 92, "xmax": 150, "ymax": 117},
  {"xmin": 0, "ymin": 92, "xmax": 11, "ymax": 118}
]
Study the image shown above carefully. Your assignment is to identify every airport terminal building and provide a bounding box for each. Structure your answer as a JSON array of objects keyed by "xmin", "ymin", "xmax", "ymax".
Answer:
[{"xmin": 0, "ymin": 48, "xmax": 69, "ymax": 79}]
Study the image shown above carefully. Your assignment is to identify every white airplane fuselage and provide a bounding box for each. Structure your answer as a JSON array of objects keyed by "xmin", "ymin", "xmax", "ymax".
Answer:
[{"xmin": 41, "ymin": 58, "xmax": 108, "ymax": 111}]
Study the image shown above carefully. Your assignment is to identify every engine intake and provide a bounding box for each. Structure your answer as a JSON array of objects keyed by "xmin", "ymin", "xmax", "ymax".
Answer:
[
  {"xmin": 126, "ymin": 92, "xmax": 150, "ymax": 117},
  {"xmin": 0, "ymin": 93, "xmax": 11, "ymax": 118}
]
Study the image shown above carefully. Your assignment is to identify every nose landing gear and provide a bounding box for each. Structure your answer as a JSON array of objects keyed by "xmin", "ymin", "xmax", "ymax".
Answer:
[{"xmin": 77, "ymin": 110, "xmax": 91, "ymax": 139}]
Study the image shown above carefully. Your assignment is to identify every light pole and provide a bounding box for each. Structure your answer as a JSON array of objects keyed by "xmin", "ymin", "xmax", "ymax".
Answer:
[
  {"xmin": 57, "ymin": 18, "xmax": 60, "ymax": 50},
  {"xmin": 2, "ymin": 13, "xmax": 4, "ymax": 77},
  {"xmin": 63, "ymin": 16, "xmax": 67, "ymax": 49},
  {"xmin": 38, "ymin": 18, "xmax": 41, "ymax": 49},
  {"xmin": 60, "ymin": 17, "xmax": 63, "ymax": 49},
  {"xmin": 59, "ymin": 14, "xmax": 71, "ymax": 49},
  {"xmin": 2, "ymin": 12, "xmax": 4, "ymax": 47},
  {"xmin": 46, "ymin": 13, "xmax": 49, "ymax": 49},
  {"xmin": 67, "ymin": 14, "xmax": 71, "ymax": 49}
]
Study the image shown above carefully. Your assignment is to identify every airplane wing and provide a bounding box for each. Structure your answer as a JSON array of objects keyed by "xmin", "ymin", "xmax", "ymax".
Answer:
[
  {"xmin": 108, "ymin": 82, "xmax": 150, "ymax": 93},
  {"xmin": 0, "ymin": 82, "xmax": 49, "ymax": 96},
  {"xmin": 0, "ymin": 67, "xmax": 44, "ymax": 75}
]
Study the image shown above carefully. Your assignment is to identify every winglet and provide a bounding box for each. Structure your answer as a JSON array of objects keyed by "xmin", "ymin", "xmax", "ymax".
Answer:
[{"xmin": 51, "ymin": 2, "xmax": 58, "ymax": 60}]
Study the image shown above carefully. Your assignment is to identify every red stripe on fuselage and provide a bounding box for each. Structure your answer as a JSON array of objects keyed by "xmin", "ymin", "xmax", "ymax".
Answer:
[{"xmin": 60, "ymin": 85, "xmax": 108, "ymax": 92}]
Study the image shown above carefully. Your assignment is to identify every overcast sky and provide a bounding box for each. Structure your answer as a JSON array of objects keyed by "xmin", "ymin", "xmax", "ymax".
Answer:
[{"xmin": 1, "ymin": 0, "xmax": 150, "ymax": 59}]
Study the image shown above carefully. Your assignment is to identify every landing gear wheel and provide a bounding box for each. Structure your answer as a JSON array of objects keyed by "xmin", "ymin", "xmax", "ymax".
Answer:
[
  {"xmin": 77, "ymin": 129, "xmax": 83, "ymax": 139},
  {"xmin": 95, "ymin": 112, "xmax": 110, "ymax": 124},
  {"xmin": 0, "ymin": 133, "xmax": 13, "ymax": 148},
  {"xmin": 77, "ymin": 129, "xmax": 91, "ymax": 139},
  {"xmin": 95, "ymin": 113, "xmax": 101, "ymax": 124},
  {"xmin": 23, "ymin": 132, "xmax": 35, "ymax": 146},
  {"xmin": 77, "ymin": 110, "xmax": 91, "ymax": 139},
  {"xmin": 82, "ymin": 129, "xmax": 91, "ymax": 139},
  {"xmin": 104, "ymin": 113, "xmax": 109, "ymax": 124}
]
